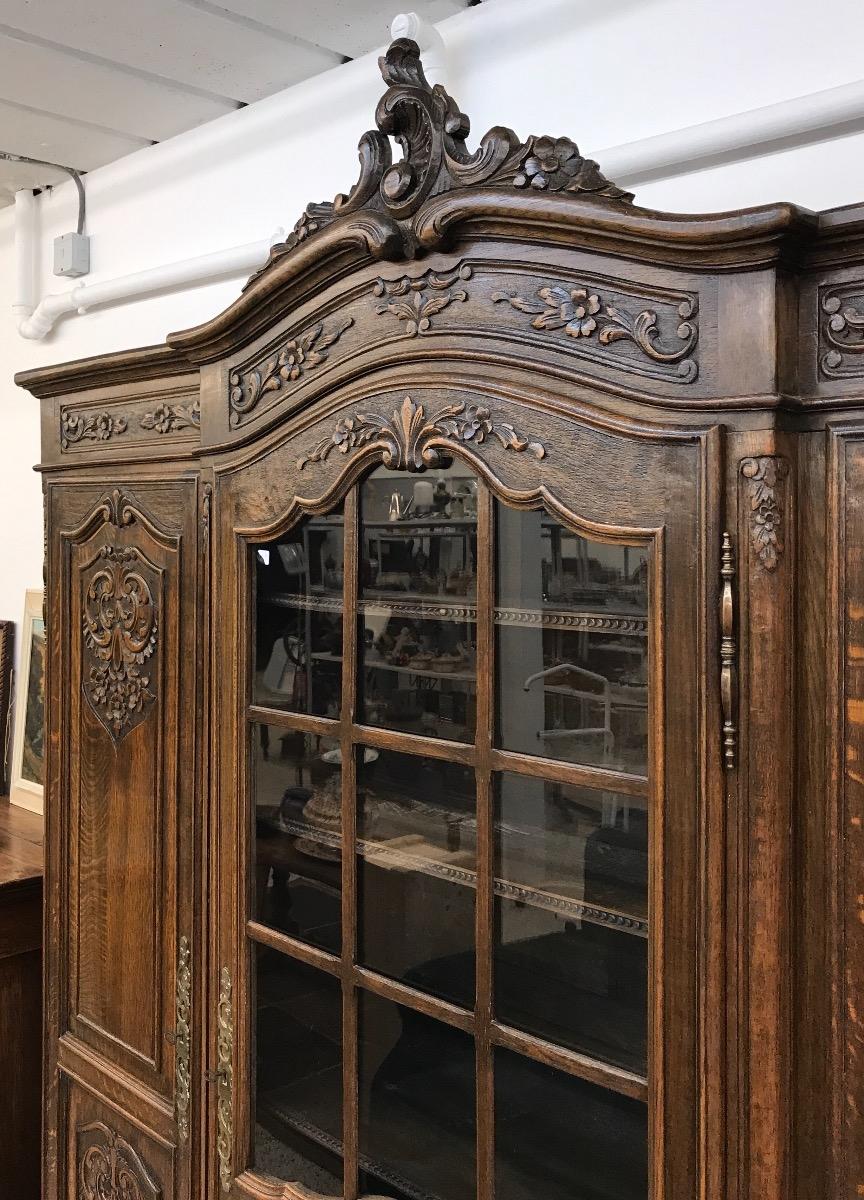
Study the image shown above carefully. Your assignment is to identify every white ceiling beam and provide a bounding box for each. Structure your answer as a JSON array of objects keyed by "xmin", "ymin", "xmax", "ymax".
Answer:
[
  {"xmin": 0, "ymin": 32, "xmax": 238, "ymax": 142},
  {"xmin": 0, "ymin": 0, "xmax": 343, "ymax": 103},
  {"xmin": 0, "ymin": 99, "xmax": 149, "ymax": 173}
]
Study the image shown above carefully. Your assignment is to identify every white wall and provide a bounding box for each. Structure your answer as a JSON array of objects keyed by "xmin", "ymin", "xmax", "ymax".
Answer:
[{"xmin": 2, "ymin": 0, "xmax": 864, "ymax": 636}]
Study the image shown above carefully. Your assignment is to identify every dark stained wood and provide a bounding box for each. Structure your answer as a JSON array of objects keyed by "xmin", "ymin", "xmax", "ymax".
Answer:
[
  {"xmin": 16, "ymin": 34, "xmax": 864, "ymax": 1200},
  {"xmin": 0, "ymin": 802, "xmax": 43, "ymax": 1200}
]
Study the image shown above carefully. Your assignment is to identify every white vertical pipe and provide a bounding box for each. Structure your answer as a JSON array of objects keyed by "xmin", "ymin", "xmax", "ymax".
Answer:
[
  {"xmin": 390, "ymin": 11, "xmax": 447, "ymax": 87},
  {"xmin": 13, "ymin": 189, "xmax": 36, "ymax": 317}
]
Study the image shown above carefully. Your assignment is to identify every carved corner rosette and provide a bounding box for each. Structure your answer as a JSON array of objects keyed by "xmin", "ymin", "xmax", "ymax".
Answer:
[
  {"xmin": 298, "ymin": 394, "xmax": 546, "ymax": 474},
  {"xmin": 372, "ymin": 264, "xmax": 472, "ymax": 336},
  {"xmin": 492, "ymin": 281, "xmax": 699, "ymax": 382},
  {"xmin": 229, "ymin": 316, "xmax": 354, "ymax": 426},
  {"xmin": 77, "ymin": 1121, "xmax": 161, "ymax": 1200},
  {"xmin": 248, "ymin": 38, "xmax": 632, "ymax": 281},
  {"xmin": 820, "ymin": 284, "xmax": 864, "ymax": 378},
  {"xmin": 80, "ymin": 489, "xmax": 160, "ymax": 742},
  {"xmin": 740, "ymin": 456, "xmax": 789, "ymax": 571},
  {"xmin": 61, "ymin": 408, "xmax": 129, "ymax": 450}
]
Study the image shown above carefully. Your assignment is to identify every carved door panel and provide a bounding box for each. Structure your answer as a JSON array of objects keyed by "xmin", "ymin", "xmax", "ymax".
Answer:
[
  {"xmin": 46, "ymin": 478, "xmax": 201, "ymax": 1200},
  {"xmin": 210, "ymin": 386, "xmax": 722, "ymax": 1200}
]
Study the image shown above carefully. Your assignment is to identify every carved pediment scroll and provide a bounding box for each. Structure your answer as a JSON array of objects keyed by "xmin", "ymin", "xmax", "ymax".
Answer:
[{"xmin": 248, "ymin": 37, "xmax": 632, "ymax": 283}]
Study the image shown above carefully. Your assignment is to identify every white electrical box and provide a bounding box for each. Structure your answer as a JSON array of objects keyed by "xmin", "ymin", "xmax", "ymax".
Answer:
[{"xmin": 53, "ymin": 232, "xmax": 90, "ymax": 278}]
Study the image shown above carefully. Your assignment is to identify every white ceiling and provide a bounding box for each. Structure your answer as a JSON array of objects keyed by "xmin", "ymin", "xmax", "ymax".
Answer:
[{"xmin": 0, "ymin": 0, "xmax": 475, "ymax": 207}]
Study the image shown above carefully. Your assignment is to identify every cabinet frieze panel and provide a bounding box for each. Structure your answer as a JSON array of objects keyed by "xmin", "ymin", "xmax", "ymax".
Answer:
[
  {"xmin": 820, "ymin": 283, "xmax": 864, "ymax": 378},
  {"xmin": 60, "ymin": 388, "xmax": 201, "ymax": 452}
]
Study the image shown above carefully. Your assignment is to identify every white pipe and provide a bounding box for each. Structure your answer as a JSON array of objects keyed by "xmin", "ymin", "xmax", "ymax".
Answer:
[
  {"xmin": 592, "ymin": 77, "xmax": 864, "ymax": 185},
  {"xmin": 17, "ymin": 228, "xmax": 284, "ymax": 340},
  {"xmin": 13, "ymin": 190, "xmax": 37, "ymax": 318},
  {"xmin": 390, "ymin": 11, "xmax": 447, "ymax": 88}
]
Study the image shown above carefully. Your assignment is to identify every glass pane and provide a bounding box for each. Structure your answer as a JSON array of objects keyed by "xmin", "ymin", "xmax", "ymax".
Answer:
[
  {"xmin": 359, "ymin": 990, "xmax": 475, "ymax": 1200},
  {"xmin": 357, "ymin": 746, "xmax": 475, "ymax": 1009},
  {"xmin": 255, "ymin": 952, "xmax": 343, "ymax": 1190},
  {"xmin": 253, "ymin": 723, "xmax": 342, "ymax": 954},
  {"xmin": 494, "ymin": 772, "xmax": 647, "ymax": 1074},
  {"xmin": 254, "ymin": 509, "xmax": 344, "ymax": 717},
  {"xmin": 496, "ymin": 504, "xmax": 649, "ymax": 774},
  {"xmin": 495, "ymin": 1048, "xmax": 647, "ymax": 1200},
  {"xmin": 359, "ymin": 463, "xmax": 478, "ymax": 743}
]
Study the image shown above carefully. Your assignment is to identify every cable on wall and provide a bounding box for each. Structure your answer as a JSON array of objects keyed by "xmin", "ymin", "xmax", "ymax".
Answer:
[{"xmin": 0, "ymin": 151, "xmax": 85, "ymax": 233}]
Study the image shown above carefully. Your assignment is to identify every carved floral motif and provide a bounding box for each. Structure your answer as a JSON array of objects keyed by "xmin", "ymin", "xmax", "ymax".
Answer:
[
  {"xmin": 820, "ymin": 287, "xmax": 864, "ymax": 377},
  {"xmin": 248, "ymin": 38, "xmax": 631, "ymax": 282},
  {"xmin": 492, "ymin": 283, "xmax": 699, "ymax": 381},
  {"xmin": 174, "ymin": 935, "xmax": 192, "ymax": 1145},
  {"xmin": 229, "ymin": 317, "xmax": 353, "ymax": 425},
  {"xmin": 372, "ymin": 265, "xmax": 472, "ymax": 335},
  {"xmin": 140, "ymin": 399, "xmax": 201, "ymax": 433},
  {"xmin": 298, "ymin": 395, "xmax": 546, "ymax": 473},
  {"xmin": 61, "ymin": 409, "xmax": 128, "ymax": 450},
  {"xmin": 82, "ymin": 545, "xmax": 158, "ymax": 739},
  {"xmin": 216, "ymin": 967, "xmax": 234, "ymax": 1194},
  {"xmin": 741, "ymin": 456, "xmax": 789, "ymax": 571},
  {"xmin": 78, "ymin": 1122, "xmax": 160, "ymax": 1200}
]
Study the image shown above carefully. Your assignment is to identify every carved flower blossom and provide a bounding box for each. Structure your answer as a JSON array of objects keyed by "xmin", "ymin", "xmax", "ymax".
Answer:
[
  {"xmin": 754, "ymin": 497, "xmax": 781, "ymax": 535},
  {"xmin": 534, "ymin": 286, "xmax": 601, "ymax": 337}
]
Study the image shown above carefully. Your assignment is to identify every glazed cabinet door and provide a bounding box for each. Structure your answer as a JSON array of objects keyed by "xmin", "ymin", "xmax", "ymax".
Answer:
[
  {"xmin": 211, "ymin": 390, "xmax": 722, "ymax": 1200},
  {"xmin": 44, "ymin": 477, "xmax": 203, "ymax": 1200}
]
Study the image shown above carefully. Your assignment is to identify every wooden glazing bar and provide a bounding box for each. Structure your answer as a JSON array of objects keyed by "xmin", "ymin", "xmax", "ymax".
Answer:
[
  {"xmin": 351, "ymin": 966, "xmax": 476, "ymax": 1035},
  {"xmin": 491, "ymin": 747, "xmax": 649, "ymax": 797},
  {"xmin": 474, "ymin": 483, "xmax": 495, "ymax": 1200},
  {"xmin": 247, "ymin": 705, "xmax": 339, "ymax": 738},
  {"xmin": 340, "ymin": 485, "xmax": 360, "ymax": 1200},
  {"xmin": 351, "ymin": 722, "xmax": 476, "ymax": 765},
  {"xmin": 246, "ymin": 921, "xmax": 340, "ymax": 977},
  {"xmin": 490, "ymin": 1022, "xmax": 648, "ymax": 1102}
]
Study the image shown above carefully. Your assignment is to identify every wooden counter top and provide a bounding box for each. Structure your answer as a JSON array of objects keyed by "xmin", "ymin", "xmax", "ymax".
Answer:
[{"xmin": 0, "ymin": 802, "xmax": 43, "ymax": 892}]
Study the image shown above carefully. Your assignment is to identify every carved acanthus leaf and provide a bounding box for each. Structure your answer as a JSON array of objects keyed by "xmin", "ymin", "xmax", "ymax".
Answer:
[
  {"xmin": 82, "ymin": 545, "xmax": 158, "ymax": 740},
  {"xmin": 140, "ymin": 399, "xmax": 201, "ymax": 434},
  {"xmin": 493, "ymin": 283, "xmax": 698, "ymax": 381},
  {"xmin": 741, "ymin": 456, "xmax": 789, "ymax": 571},
  {"xmin": 247, "ymin": 38, "xmax": 632, "ymax": 283},
  {"xmin": 229, "ymin": 316, "xmax": 354, "ymax": 425},
  {"xmin": 61, "ymin": 409, "xmax": 128, "ymax": 450},
  {"xmin": 298, "ymin": 394, "xmax": 546, "ymax": 473},
  {"xmin": 372, "ymin": 264, "xmax": 472, "ymax": 335}
]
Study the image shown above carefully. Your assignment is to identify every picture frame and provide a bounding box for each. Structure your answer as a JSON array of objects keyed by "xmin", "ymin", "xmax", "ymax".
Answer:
[
  {"xmin": 0, "ymin": 620, "xmax": 12, "ymax": 796},
  {"xmin": 10, "ymin": 590, "xmax": 45, "ymax": 814}
]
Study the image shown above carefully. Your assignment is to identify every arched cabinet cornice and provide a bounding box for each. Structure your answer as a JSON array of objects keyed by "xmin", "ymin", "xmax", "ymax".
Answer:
[{"xmin": 17, "ymin": 33, "xmax": 864, "ymax": 1200}]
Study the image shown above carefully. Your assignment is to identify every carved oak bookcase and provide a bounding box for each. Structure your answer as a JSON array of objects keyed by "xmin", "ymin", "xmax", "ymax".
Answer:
[{"xmin": 16, "ymin": 38, "xmax": 864, "ymax": 1200}]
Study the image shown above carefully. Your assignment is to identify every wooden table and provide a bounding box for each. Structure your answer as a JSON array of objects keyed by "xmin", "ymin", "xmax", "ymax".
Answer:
[{"xmin": 0, "ymin": 802, "xmax": 44, "ymax": 1200}]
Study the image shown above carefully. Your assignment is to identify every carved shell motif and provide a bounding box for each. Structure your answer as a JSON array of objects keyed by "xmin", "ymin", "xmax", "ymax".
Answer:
[
  {"xmin": 82, "ymin": 545, "xmax": 158, "ymax": 740},
  {"xmin": 298, "ymin": 395, "xmax": 546, "ymax": 473}
]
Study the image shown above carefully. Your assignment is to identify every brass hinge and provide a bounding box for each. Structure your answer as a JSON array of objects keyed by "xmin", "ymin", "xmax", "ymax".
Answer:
[
  {"xmin": 720, "ymin": 532, "xmax": 737, "ymax": 771},
  {"xmin": 214, "ymin": 967, "xmax": 234, "ymax": 1194}
]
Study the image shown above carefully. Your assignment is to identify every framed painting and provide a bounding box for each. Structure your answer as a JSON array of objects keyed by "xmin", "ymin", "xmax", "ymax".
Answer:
[{"xmin": 10, "ymin": 590, "xmax": 45, "ymax": 813}]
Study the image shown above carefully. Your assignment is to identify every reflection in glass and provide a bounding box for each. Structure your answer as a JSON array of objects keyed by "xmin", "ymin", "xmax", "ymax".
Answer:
[
  {"xmin": 359, "ymin": 463, "xmax": 478, "ymax": 744},
  {"xmin": 496, "ymin": 505, "xmax": 649, "ymax": 773},
  {"xmin": 254, "ymin": 510, "xmax": 345, "ymax": 716},
  {"xmin": 253, "ymin": 724, "xmax": 342, "ymax": 954},
  {"xmin": 255, "ymin": 953, "xmax": 343, "ymax": 1189},
  {"xmin": 495, "ymin": 1048, "xmax": 647, "ymax": 1200},
  {"xmin": 357, "ymin": 747, "xmax": 475, "ymax": 1009},
  {"xmin": 494, "ymin": 773, "xmax": 647, "ymax": 1074},
  {"xmin": 359, "ymin": 991, "xmax": 475, "ymax": 1200}
]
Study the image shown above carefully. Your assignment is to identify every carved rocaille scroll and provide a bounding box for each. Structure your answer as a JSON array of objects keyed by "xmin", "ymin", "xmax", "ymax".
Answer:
[
  {"xmin": 229, "ymin": 316, "xmax": 353, "ymax": 425},
  {"xmin": 248, "ymin": 37, "xmax": 632, "ymax": 281},
  {"xmin": 820, "ymin": 285, "xmax": 864, "ymax": 377},
  {"xmin": 298, "ymin": 394, "xmax": 546, "ymax": 472},
  {"xmin": 492, "ymin": 283, "xmax": 699, "ymax": 381},
  {"xmin": 77, "ymin": 1122, "xmax": 161, "ymax": 1200},
  {"xmin": 741, "ymin": 456, "xmax": 789, "ymax": 571},
  {"xmin": 720, "ymin": 533, "xmax": 737, "ymax": 770},
  {"xmin": 81, "ymin": 489, "xmax": 160, "ymax": 741}
]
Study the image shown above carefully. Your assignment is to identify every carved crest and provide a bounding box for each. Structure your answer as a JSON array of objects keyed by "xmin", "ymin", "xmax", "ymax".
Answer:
[
  {"xmin": 82, "ymin": 545, "xmax": 158, "ymax": 740},
  {"xmin": 298, "ymin": 394, "xmax": 546, "ymax": 473},
  {"xmin": 78, "ymin": 1122, "xmax": 161, "ymax": 1200},
  {"xmin": 249, "ymin": 38, "xmax": 632, "ymax": 282}
]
